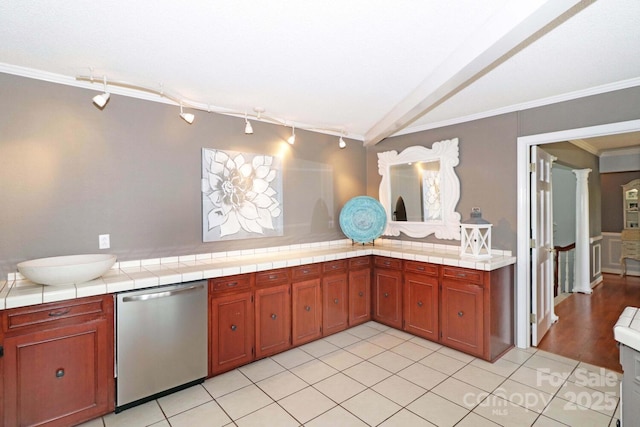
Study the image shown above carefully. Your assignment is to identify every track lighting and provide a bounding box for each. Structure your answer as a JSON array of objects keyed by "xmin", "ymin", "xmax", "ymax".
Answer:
[
  {"xmin": 92, "ymin": 76, "xmax": 110, "ymax": 108},
  {"xmin": 179, "ymin": 104, "xmax": 195, "ymax": 124},
  {"xmin": 288, "ymin": 126, "xmax": 296, "ymax": 145},
  {"xmin": 244, "ymin": 114, "xmax": 253, "ymax": 134},
  {"xmin": 339, "ymin": 135, "xmax": 346, "ymax": 149},
  {"xmin": 78, "ymin": 73, "xmax": 349, "ymax": 139}
]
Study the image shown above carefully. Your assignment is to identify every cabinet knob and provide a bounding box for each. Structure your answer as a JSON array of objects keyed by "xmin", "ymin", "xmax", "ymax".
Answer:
[
  {"xmin": 384, "ymin": 292, "xmax": 389, "ymax": 298},
  {"xmin": 271, "ymin": 313, "xmax": 277, "ymax": 320},
  {"xmin": 334, "ymin": 298, "xmax": 339, "ymax": 304},
  {"xmin": 230, "ymin": 324, "xmax": 237, "ymax": 331},
  {"xmin": 305, "ymin": 305, "xmax": 311, "ymax": 312},
  {"xmin": 358, "ymin": 291, "xmax": 364, "ymax": 297},
  {"xmin": 458, "ymin": 311, "xmax": 464, "ymax": 317},
  {"xmin": 55, "ymin": 368, "xmax": 65, "ymax": 378},
  {"xmin": 417, "ymin": 301, "xmax": 423, "ymax": 307}
]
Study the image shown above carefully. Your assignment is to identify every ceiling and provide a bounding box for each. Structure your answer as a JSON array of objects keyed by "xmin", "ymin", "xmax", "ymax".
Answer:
[{"xmin": 1, "ymin": 0, "xmax": 639, "ymax": 149}]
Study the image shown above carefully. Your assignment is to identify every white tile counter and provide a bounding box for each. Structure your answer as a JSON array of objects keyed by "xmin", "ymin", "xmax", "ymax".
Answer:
[
  {"xmin": 1, "ymin": 239, "xmax": 516, "ymax": 310},
  {"xmin": 614, "ymin": 306, "xmax": 640, "ymax": 352}
]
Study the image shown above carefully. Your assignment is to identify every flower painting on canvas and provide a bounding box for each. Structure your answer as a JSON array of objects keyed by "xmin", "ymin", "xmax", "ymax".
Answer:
[{"xmin": 201, "ymin": 148, "xmax": 283, "ymax": 241}]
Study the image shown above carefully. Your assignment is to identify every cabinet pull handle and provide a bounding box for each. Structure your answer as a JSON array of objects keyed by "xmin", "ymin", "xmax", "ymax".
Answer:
[
  {"xmin": 271, "ymin": 313, "xmax": 277, "ymax": 320},
  {"xmin": 48, "ymin": 308, "xmax": 71, "ymax": 317},
  {"xmin": 417, "ymin": 266, "xmax": 425, "ymax": 271},
  {"xmin": 55, "ymin": 368, "xmax": 65, "ymax": 378},
  {"xmin": 417, "ymin": 301, "xmax": 423, "ymax": 307},
  {"xmin": 305, "ymin": 305, "xmax": 311, "ymax": 312},
  {"xmin": 334, "ymin": 298, "xmax": 339, "ymax": 304},
  {"xmin": 230, "ymin": 324, "xmax": 237, "ymax": 331},
  {"xmin": 456, "ymin": 273, "xmax": 467, "ymax": 278},
  {"xmin": 331, "ymin": 265, "xmax": 338, "ymax": 269},
  {"xmin": 383, "ymin": 261, "xmax": 390, "ymax": 266},
  {"xmin": 268, "ymin": 275, "xmax": 277, "ymax": 280},
  {"xmin": 302, "ymin": 269, "xmax": 310, "ymax": 274},
  {"xmin": 384, "ymin": 292, "xmax": 389, "ymax": 298},
  {"xmin": 227, "ymin": 282, "xmax": 238, "ymax": 287},
  {"xmin": 358, "ymin": 291, "xmax": 364, "ymax": 297},
  {"xmin": 458, "ymin": 311, "xmax": 464, "ymax": 317}
]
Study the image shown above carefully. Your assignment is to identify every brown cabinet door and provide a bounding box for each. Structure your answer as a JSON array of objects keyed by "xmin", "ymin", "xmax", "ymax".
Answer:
[
  {"xmin": 255, "ymin": 284, "xmax": 291, "ymax": 359},
  {"xmin": 348, "ymin": 268, "xmax": 371, "ymax": 326},
  {"xmin": 3, "ymin": 320, "xmax": 111, "ymax": 427},
  {"xmin": 210, "ymin": 291, "xmax": 254, "ymax": 375},
  {"xmin": 292, "ymin": 279, "xmax": 322, "ymax": 346},
  {"xmin": 373, "ymin": 268, "xmax": 403, "ymax": 328},
  {"xmin": 440, "ymin": 280, "xmax": 484, "ymax": 357},
  {"xmin": 403, "ymin": 273, "xmax": 439, "ymax": 341},
  {"xmin": 322, "ymin": 273, "xmax": 348, "ymax": 336}
]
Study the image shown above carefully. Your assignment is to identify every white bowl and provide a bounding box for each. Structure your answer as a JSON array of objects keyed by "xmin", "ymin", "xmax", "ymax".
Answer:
[{"xmin": 17, "ymin": 254, "xmax": 117, "ymax": 286}]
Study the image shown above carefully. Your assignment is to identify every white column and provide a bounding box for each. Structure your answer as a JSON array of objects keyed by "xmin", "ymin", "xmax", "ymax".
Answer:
[{"xmin": 572, "ymin": 169, "xmax": 592, "ymax": 294}]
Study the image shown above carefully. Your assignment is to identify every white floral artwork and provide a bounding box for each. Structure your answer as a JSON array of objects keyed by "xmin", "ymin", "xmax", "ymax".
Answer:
[{"xmin": 201, "ymin": 148, "xmax": 283, "ymax": 241}]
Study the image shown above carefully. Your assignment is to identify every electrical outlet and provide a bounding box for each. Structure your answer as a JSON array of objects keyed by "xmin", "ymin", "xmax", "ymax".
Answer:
[{"xmin": 99, "ymin": 234, "xmax": 110, "ymax": 249}]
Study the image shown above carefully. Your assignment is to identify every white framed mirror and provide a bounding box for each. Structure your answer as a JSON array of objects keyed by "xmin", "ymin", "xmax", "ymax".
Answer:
[{"xmin": 377, "ymin": 138, "xmax": 461, "ymax": 239}]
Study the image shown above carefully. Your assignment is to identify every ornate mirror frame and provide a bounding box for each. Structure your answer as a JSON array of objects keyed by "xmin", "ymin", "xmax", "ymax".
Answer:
[{"xmin": 377, "ymin": 138, "xmax": 461, "ymax": 239}]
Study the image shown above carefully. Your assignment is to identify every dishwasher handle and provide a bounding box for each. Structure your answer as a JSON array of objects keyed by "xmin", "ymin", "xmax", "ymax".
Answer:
[{"xmin": 122, "ymin": 284, "xmax": 204, "ymax": 303}]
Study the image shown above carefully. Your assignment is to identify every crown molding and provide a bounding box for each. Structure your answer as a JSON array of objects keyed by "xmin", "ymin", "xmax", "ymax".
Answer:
[
  {"xmin": 569, "ymin": 138, "xmax": 600, "ymax": 156},
  {"xmin": 392, "ymin": 76, "xmax": 640, "ymax": 137}
]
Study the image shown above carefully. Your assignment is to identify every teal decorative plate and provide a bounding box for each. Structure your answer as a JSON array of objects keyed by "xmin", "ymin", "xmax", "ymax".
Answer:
[{"xmin": 339, "ymin": 196, "xmax": 387, "ymax": 243}]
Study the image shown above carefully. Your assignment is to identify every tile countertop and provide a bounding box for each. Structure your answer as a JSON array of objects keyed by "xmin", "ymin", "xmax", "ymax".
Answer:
[
  {"xmin": 614, "ymin": 306, "xmax": 640, "ymax": 352},
  {"xmin": 0, "ymin": 238, "xmax": 516, "ymax": 311}
]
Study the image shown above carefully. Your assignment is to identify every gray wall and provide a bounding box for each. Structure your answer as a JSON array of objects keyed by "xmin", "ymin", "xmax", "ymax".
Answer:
[
  {"xmin": 367, "ymin": 86, "xmax": 640, "ymax": 255},
  {"xmin": 367, "ymin": 113, "xmax": 520, "ymax": 252},
  {"xmin": 601, "ymin": 171, "xmax": 640, "ymax": 232},
  {"xmin": 0, "ymin": 73, "xmax": 366, "ymax": 277},
  {"xmin": 543, "ymin": 141, "xmax": 601, "ymax": 238},
  {"xmin": 2, "ymin": 73, "xmax": 640, "ymax": 277}
]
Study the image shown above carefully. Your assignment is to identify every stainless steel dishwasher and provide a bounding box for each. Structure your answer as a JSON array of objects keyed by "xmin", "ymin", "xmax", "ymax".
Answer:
[{"xmin": 115, "ymin": 281, "xmax": 208, "ymax": 412}]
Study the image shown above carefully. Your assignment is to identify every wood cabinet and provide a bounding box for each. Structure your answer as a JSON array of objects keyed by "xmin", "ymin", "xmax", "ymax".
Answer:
[
  {"xmin": 1, "ymin": 295, "xmax": 114, "ymax": 427},
  {"xmin": 322, "ymin": 260, "xmax": 348, "ymax": 336},
  {"xmin": 373, "ymin": 256, "xmax": 403, "ymax": 329},
  {"xmin": 348, "ymin": 257, "xmax": 371, "ymax": 326},
  {"xmin": 255, "ymin": 284, "xmax": 291, "ymax": 358},
  {"xmin": 440, "ymin": 278, "xmax": 484, "ymax": 356},
  {"xmin": 209, "ymin": 274, "xmax": 254, "ymax": 375},
  {"xmin": 292, "ymin": 276, "xmax": 322, "ymax": 346},
  {"xmin": 210, "ymin": 291, "xmax": 254, "ymax": 375},
  {"xmin": 403, "ymin": 261, "xmax": 439, "ymax": 341},
  {"xmin": 440, "ymin": 265, "xmax": 513, "ymax": 361}
]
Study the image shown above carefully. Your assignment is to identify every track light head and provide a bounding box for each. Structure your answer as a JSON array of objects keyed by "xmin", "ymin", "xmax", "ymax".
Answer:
[
  {"xmin": 287, "ymin": 126, "xmax": 296, "ymax": 145},
  {"xmin": 93, "ymin": 92, "xmax": 110, "ymax": 108},
  {"xmin": 244, "ymin": 114, "xmax": 254, "ymax": 134},
  {"xmin": 179, "ymin": 104, "xmax": 195, "ymax": 124},
  {"xmin": 339, "ymin": 136, "xmax": 346, "ymax": 149},
  {"xmin": 93, "ymin": 76, "xmax": 110, "ymax": 108}
]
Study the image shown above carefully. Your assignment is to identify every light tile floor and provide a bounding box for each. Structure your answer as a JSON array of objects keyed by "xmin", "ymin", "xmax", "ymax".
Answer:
[{"xmin": 80, "ymin": 321, "xmax": 622, "ymax": 427}]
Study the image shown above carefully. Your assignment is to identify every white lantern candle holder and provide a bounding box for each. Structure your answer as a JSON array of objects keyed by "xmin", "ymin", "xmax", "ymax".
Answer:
[{"xmin": 460, "ymin": 208, "xmax": 492, "ymax": 259}]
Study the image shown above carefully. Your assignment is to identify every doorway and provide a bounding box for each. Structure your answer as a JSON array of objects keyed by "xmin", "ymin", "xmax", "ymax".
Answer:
[{"xmin": 515, "ymin": 119, "xmax": 640, "ymax": 349}]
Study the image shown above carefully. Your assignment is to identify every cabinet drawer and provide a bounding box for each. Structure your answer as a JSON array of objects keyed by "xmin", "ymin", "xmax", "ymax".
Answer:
[
  {"xmin": 323, "ymin": 260, "xmax": 347, "ymax": 274},
  {"xmin": 404, "ymin": 261, "xmax": 438, "ymax": 276},
  {"xmin": 374, "ymin": 256, "xmax": 402, "ymax": 270},
  {"xmin": 441, "ymin": 267, "xmax": 483, "ymax": 285},
  {"xmin": 256, "ymin": 268, "xmax": 289, "ymax": 287},
  {"xmin": 209, "ymin": 274, "xmax": 252, "ymax": 293},
  {"xmin": 291, "ymin": 264, "xmax": 321, "ymax": 280},
  {"xmin": 4, "ymin": 296, "xmax": 107, "ymax": 332},
  {"xmin": 349, "ymin": 256, "xmax": 371, "ymax": 269}
]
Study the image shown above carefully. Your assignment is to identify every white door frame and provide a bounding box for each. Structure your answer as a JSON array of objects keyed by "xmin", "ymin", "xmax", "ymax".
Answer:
[{"xmin": 515, "ymin": 119, "xmax": 640, "ymax": 348}]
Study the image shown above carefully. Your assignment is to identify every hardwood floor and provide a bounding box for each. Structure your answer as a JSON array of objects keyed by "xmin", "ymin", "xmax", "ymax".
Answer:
[{"xmin": 537, "ymin": 273, "xmax": 640, "ymax": 373}]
